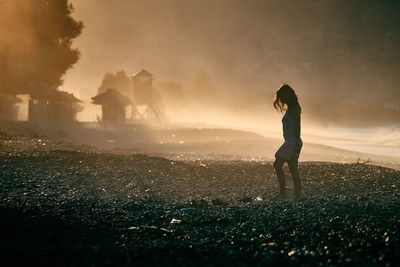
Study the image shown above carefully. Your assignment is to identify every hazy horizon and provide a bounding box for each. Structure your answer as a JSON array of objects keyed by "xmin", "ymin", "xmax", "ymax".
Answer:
[
  {"xmin": 55, "ymin": 0, "xmax": 400, "ymax": 126},
  {"xmin": 2, "ymin": 0, "xmax": 400, "ymax": 132}
]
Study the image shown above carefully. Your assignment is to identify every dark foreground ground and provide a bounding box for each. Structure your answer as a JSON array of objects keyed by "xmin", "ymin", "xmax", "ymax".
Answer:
[
  {"xmin": 1, "ymin": 123, "xmax": 400, "ymax": 266},
  {"xmin": 1, "ymin": 148, "xmax": 399, "ymax": 266}
]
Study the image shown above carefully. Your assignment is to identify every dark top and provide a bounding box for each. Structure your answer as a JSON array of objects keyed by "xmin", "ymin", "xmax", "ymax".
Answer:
[{"xmin": 275, "ymin": 106, "xmax": 302, "ymax": 160}]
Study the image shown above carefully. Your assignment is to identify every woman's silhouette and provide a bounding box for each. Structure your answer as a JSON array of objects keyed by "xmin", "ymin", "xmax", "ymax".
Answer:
[{"xmin": 272, "ymin": 84, "xmax": 302, "ymax": 200}]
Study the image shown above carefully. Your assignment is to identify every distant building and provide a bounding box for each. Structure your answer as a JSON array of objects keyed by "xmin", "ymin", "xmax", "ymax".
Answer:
[
  {"xmin": 131, "ymin": 69, "xmax": 154, "ymax": 105},
  {"xmin": 0, "ymin": 94, "xmax": 21, "ymax": 121},
  {"xmin": 28, "ymin": 85, "xmax": 82, "ymax": 123},
  {"xmin": 131, "ymin": 69, "xmax": 165, "ymax": 122},
  {"xmin": 52, "ymin": 91, "xmax": 83, "ymax": 123},
  {"xmin": 92, "ymin": 88, "xmax": 131, "ymax": 128}
]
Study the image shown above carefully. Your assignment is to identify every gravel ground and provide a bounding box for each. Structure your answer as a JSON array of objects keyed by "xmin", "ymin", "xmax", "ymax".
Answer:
[{"xmin": 1, "ymin": 124, "xmax": 399, "ymax": 266}]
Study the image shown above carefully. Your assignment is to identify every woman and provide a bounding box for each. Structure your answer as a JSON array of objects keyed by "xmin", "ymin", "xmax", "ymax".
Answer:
[{"xmin": 272, "ymin": 84, "xmax": 303, "ymax": 200}]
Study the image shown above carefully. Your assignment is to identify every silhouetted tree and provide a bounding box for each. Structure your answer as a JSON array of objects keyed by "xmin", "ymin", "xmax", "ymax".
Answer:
[
  {"xmin": 97, "ymin": 71, "xmax": 131, "ymax": 98},
  {"xmin": 0, "ymin": 0, "xmax": 83, "ymax": 94}
]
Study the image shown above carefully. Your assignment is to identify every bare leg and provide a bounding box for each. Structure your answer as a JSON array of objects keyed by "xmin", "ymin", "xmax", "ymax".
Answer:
[
  {"xmin": 288, "ymin": 157, "xmax": 301, "ymax": 199},
  {"xmin": 273, "ymin": 157, "xmax": 286, "ymax": 196}
]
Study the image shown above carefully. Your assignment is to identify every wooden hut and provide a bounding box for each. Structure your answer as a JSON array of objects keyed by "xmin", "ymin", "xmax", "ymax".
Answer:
[
  {"xmin": 92, "ymin": 88, "xmax": 131, "ymax": 128},
  {"xmin": 28, "ymin": 86, "xmax": 82, "ymax": 123},
  {"xmin": 51, "ymin": 91, "xmax": 83, "ymax": 123},
  {"xmin": 0, "ymin": 94, "xmax": 21, "ymax": 121}
]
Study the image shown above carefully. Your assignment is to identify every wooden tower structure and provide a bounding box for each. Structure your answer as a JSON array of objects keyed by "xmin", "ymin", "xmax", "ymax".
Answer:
[{"xmin": 130, "ymin": 69, "xmax": 164, "ymax": 123}]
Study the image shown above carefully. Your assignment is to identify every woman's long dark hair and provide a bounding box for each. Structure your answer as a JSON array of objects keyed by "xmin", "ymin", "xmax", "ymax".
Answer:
[{"xmin": 273, "ymin": 84, "xmax": 301, "ymax": 114}]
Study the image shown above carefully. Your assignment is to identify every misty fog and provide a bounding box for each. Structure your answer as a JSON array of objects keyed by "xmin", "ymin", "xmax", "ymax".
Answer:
[
  {"xmin": 1, "ymin": 0, "xmax": 400, "ymax": 157},
  {"xmin": 57, "ymin": 0, "xmax": 400, "ymax": 129}
]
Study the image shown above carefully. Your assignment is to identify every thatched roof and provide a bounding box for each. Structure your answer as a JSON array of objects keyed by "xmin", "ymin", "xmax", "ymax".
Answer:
[
  {"xmin": 31, "ymin": 90, "xmax": 81, "ymax": 103},
  {"xmin": 25, "ymin": 82, "xmax": 81, "ymax": 103},
  {"xmin": 22, "ymin": 82, "xmax": 54, "ymax": 96},
  {"xmin": 55, "ymin": 91, "xmax": 81, "ymax": 103},
  {"xmin": 92, "ymin": 88, "xmax": 131, "ymax": 106}
]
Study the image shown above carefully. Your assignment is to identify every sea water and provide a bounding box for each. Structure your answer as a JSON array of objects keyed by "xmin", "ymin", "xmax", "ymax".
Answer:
[{"xmin": 323, "ymin": 124, "xmax": 400, "ymax": 157}]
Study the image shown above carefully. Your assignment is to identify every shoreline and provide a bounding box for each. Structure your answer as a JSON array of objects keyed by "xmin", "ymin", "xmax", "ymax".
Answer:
[{"xmin": 1, "ymin": 120, "xmax": 399, "ymax": 170}]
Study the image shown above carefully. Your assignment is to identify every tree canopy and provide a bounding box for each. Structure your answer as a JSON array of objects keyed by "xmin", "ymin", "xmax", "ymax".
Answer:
[
  {"xmin": 0, "ymin": 0, "xmax": 83, "ymax": 95},
  {"xmin": 97, "ymin": 71, "xmax": 131, "ymax": 98}
]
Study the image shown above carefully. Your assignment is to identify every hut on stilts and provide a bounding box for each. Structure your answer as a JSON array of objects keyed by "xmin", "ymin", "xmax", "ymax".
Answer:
[{"xmin": 130, "ymin": 69, "xmax": 165, "ymax": 123}]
